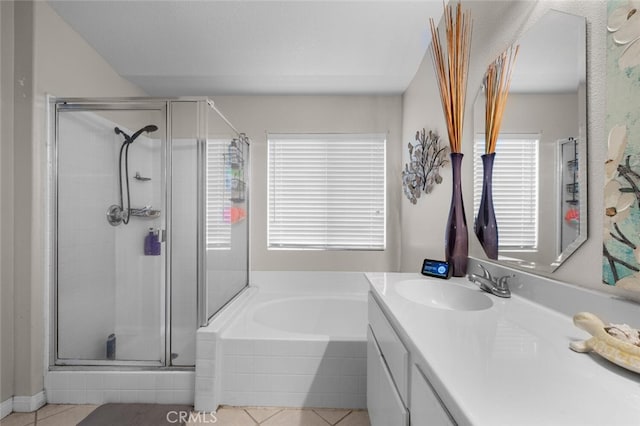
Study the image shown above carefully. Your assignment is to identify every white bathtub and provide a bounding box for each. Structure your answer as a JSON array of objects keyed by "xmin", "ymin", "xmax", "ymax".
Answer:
[{"xmin": 195, "ymin": 271, "xmax": 369, "ymax": 411}]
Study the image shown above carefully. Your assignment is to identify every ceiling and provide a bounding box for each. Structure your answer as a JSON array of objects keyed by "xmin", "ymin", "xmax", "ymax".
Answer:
[{"xmin": 48, "ymin": 1, "xmax": 445, "ymax": 96}]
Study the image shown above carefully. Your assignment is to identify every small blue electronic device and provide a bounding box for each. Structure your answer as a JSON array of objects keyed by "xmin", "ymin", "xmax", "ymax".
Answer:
[{"xmin": 421, "ymin": 258, "xmax": 451, "ymax": 279}]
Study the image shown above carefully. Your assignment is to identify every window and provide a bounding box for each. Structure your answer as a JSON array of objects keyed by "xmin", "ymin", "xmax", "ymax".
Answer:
[
  {"xmin": 268, "ymin": 133, "xmax": 386, "ymax": 250},
  {"xmin": 206, "ymin": 139, "xmax": 231, "ymax": 249},
  {"xmin": 473, "ymin": 134, "xmax": 539, "ymax": 250}
]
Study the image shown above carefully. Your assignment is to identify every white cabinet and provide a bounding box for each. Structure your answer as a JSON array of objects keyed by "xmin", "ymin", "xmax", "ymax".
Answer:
[
  {"xmin": 410, "ymin": 364, "xmax": 456, "ymax": 426},
  {"xmin": 368, "ymin": 292, "xmax": 457, "ymax": 426},
  {"xmin": 367, "ymin": 327, "xmax": 409, "ymax": 426},
  {"xmin": 368, "ymin": 293, "xmax": 409, "ymax": 402}
]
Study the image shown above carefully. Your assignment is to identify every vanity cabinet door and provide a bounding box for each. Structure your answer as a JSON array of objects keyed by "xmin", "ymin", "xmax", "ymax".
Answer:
[
  {"xmin": 367, "ymin": 327, "xmax": 409, "ymax": 426},
  {"xmin": 368, "ymin": 293, "xmax": 409, "ymax": 402},
  {"xmin": 410, "ymin": 364, "xmax": 456, "ymax": 426}
]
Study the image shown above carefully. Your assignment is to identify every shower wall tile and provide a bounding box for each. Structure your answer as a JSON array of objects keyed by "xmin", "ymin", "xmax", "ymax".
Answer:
[
  {"xmin": 103, "ymin": 390, "xmax": 121, "ymax": 403},
  {"xmin": 66, "ymin": 374, "xmax": 86, "ymax": 391},
  {"xmin": 155, "ymin": 390, "xmax": 174, "ymax": 405},
  {"xmin": 119, "ymin": 390, "xmax": 139, "ymax": 403},
  {"xmin": 84, "ymin": 374, "xmax": 104, "ymax": 390},
  {"xmin": 172, "ymin": 390, "xmax": 195, "ymax": 405},
  {"xmin": 155, "ymin": 374, "xmax": 174, "ymax": 389},
  {"xmin": 84, "ymin": 390, "xmax": 104, "ymax": 405},
  {"xmin": 57, "ymin": 113, "xmax": 117, "ymax": 361},
  {"xmin": 137, "ymin": 390, "xmax": 157, "ymax": 404},
  {"xmin": 173, "ymin": 374, "xmax": 196, "ymax": 390},
  {"xmin": 44, "ymin": 371, "xmax": 195, "ymax": 405}
]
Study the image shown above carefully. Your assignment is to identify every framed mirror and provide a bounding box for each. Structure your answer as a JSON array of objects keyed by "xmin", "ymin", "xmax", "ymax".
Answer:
[{"xmin": 472, "ymin": 10, "xmax": 587, "ymax": 272}]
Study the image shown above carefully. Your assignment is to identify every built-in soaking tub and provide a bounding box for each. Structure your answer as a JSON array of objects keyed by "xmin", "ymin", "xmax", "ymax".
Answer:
[{"xmin": 195, "ymin": 271, "xmax": 369, "ymax": 411}]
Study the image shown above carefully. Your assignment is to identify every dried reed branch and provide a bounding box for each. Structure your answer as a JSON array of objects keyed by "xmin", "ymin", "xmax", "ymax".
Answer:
[
  {"xmin": 484, "ymin": 45, "xmax": 519, "ymax": 154},
  {"xmin": 429, "ymin": 1, "xmax": 472, "ymax": 153}
]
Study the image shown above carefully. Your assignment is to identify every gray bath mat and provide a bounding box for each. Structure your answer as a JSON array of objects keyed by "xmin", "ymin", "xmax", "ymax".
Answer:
[{"xmin": 77, "ymin": 403, "xmax": 194, "ymax": 426}]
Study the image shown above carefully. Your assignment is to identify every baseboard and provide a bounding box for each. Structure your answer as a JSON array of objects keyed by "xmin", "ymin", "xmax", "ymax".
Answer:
[
  {"xmin": 0, "ymin": 398, "xmax": 13, "ymax": 419},
  {"xmin": 12, "ymin": 391, "xmax": 46, "ymax": 412}
]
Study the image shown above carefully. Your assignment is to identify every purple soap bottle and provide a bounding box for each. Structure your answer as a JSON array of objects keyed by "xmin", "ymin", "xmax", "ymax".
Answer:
[
  {"xmin": 151, "ymin": 229, "xmax": 161, "ymax": 256},
  {"xmin": 144, "ymin": 228, "xmax": 154, "ymax": 255}
]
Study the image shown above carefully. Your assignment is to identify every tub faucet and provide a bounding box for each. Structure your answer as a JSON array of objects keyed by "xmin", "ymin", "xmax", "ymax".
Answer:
[{"xmin": 468, "ymin": 265, "xmax": 512, "ymax": 298}]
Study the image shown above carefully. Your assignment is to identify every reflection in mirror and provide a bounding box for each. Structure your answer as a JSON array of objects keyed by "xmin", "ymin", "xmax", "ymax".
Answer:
[{"xmin": 472, "ymin": 10, "xmax": 587, "ymax": 272}]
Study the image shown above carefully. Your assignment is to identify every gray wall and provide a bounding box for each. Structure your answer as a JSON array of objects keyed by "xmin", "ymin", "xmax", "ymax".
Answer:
[
  {"xmin": 3, "ymin": 0, "xmax": 146, "ymax": 402},
  {"xmin": 213, "ymin": 95, "xmax": 403, "ymax": 272},
  {"xmin": 1, "ymin": 0, "xmax": 15, "ymax": 405}
]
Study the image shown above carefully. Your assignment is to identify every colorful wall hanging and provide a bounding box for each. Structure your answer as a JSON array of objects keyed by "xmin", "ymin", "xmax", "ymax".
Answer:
[{"xmin": 603, "ymin": 0, "xmax": 640, "ymax": 292}]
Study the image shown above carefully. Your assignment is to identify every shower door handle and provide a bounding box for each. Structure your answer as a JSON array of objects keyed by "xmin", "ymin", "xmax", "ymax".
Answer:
[{"xmin": 160, "ymin": 229, "xmax": 166, "ymax": 242}]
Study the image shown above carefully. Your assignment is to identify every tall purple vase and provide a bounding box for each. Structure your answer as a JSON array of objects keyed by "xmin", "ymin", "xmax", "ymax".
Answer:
[
  {"xmin": 474, "ymin": 153, "xmax": 498, "ymax": 260},
  {"xmin": 445, "ymin": 153, "xmax": 468, "ymax": 277}
]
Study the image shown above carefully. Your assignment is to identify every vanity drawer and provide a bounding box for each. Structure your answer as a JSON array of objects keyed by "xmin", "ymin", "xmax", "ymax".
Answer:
[
  {"xmin": 410, "ymin": 364, "xmax": 456, "ymax": 426},
  {"xmin": 367, "ymin": 327, "xmax": 409, "ymax": 426},
  {"xmin": 368, "ymin": 293, "xmax": 409, "ymax": 403}
]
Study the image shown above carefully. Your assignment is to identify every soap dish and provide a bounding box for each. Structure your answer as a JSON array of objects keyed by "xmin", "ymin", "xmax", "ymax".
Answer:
[{"xmin": 570, "ymin": 312, "xmax": 640, "ymax": 374}]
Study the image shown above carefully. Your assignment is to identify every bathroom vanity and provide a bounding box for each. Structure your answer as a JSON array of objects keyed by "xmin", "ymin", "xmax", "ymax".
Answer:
[{"xmin": 366, "ymin": 270, "xmax": 640, "ymax": 425}]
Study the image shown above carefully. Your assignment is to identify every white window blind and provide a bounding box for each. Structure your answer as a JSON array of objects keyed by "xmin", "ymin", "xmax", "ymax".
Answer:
[
  {"xmin": 206, "ymin": 139, "xmax": 231, "ymax": 249},
  {"xmin": 268, "ymin": 133, "xmax": 386, "ymax": 250},
  {"xmin": 473, "ymin": 134, "xmax": 539, "ymax": 250}
]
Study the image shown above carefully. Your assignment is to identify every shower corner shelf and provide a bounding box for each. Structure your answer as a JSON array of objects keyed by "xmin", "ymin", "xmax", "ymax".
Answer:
[
  {"xmin": 130, "ymin": 207, "xmax": 161, "ymax": 219},
  {"xmin": 134, "ymin": 172, "xmax": 151, "ymax": 181}
]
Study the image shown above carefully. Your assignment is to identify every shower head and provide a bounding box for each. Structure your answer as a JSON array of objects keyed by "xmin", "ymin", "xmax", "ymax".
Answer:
[
  {"xmin": 114, "ymin": 125, "xmax": 158, "ymax": 144},
  {"xmin": 129, "ymin": 124, "xmax": 158, "ymax": 143}
]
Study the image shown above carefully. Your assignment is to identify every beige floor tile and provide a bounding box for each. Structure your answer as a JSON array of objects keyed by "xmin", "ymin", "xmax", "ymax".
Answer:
[
  {"xmin": 244, "ymin": 407, "xmax": 282, "ymax": 423},
  {"xmin": 313, "ymin": 409, "xmax": 351, "ymax": 425},
  {"xmin": 261, "ymin": 409, "xmax": 329, "ymax": 426},
  {"xmin": 35, "ymin": 405, "xmax": 98, "ymax": 426},
  {"xmin": 205, "ymin": 407, "xmax": 257, "ymax": 425},
  {"xmin": 335, "ymin": 410, "xmax": 370, "ymax": 426},
  {"xmin": 0, "ymin": 412, "xmax": 35, "ymax": 426},
  {"xmin": 35, "ymin": 404, "xmax": 75, "ymax": 421},
  {"xmin": 186, "ymin": 411, "xmax": 221, "ymax": 425}
]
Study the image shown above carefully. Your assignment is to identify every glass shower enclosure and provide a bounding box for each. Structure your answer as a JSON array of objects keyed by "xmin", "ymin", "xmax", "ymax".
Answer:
[{"xmin": 51, "ymin": 98, "xmax": 249, "ymax": 367}]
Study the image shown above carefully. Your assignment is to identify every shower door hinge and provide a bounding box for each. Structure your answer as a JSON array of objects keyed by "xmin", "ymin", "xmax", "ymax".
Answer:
[{"xmin": 160, "ymin": 229, "xmax": 167, "ymax": 242}]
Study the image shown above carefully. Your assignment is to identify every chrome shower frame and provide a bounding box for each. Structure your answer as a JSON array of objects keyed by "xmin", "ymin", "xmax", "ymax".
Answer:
[{"xmin": 48, "ymin": 97, "xmax": 250, "ymax": 369}]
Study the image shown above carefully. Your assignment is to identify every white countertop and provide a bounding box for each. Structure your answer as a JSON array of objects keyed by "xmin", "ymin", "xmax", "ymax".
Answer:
[{"xmin": 366, "ymin": 272, "xmax": 640, "ymax": 426}]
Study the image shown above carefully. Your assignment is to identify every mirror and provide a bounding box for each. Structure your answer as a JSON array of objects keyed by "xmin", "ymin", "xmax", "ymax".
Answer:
[{"xmin": 472, "ymin": 10, "xmax": 587, "ymax": 272}]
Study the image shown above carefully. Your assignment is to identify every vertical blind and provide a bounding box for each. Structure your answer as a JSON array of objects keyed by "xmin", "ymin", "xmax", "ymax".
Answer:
[
  {"xmin": 268, "ymin": 133, "xmax": 386, "ymax": 250},
  {"xmin": 206, "ymin": 139, "xmax": 231, "ymax": 249},
  {"xmin": 473, "ymin": 134, "xmax": 539, "ymax": 250}
]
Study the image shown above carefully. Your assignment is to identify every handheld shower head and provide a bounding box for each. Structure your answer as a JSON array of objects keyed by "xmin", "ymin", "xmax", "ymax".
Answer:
[
  {"xmin": 114, "ymin": 125, "xmax": 158, "ymax": 144},
  {"xmin": 129, "ymin": 124, "xmax": 158, "ymax": 143}
]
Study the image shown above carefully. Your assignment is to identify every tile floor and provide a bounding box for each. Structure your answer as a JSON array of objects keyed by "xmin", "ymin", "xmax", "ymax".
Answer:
[{"xmin": 1, "ymin": 404, "xmax": 370, "ymax": 426}]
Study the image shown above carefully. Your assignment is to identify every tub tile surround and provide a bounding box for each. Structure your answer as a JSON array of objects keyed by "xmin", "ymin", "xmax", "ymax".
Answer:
[
  {"xmin": 195, "ymin": 272, "xmax": 369, "ymax": 412},
  {"xmin": 367, "ymin": 264, "xmax": 640, "ymax": 425}
]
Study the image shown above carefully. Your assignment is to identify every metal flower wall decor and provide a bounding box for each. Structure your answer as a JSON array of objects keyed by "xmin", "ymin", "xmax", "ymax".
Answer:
[{"xmin": 402, "ymin": 129, "xmax": 449, "ymax": 204}]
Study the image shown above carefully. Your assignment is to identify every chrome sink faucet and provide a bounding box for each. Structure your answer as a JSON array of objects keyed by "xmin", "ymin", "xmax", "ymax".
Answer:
[{"xmin": 468, "ymin": 265, "xmax": 512, "ymax": 298}]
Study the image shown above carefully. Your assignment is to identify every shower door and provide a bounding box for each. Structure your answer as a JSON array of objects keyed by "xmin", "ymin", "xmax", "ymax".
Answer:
[{"xmin": 55, "ymin": 103, "xmax": 167, "ymax": 365}]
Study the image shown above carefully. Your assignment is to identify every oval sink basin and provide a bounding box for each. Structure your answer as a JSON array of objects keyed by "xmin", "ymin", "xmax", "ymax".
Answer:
[{"xmin": 395, "ymin": 279, "xmax": 493, "ymax": 311}]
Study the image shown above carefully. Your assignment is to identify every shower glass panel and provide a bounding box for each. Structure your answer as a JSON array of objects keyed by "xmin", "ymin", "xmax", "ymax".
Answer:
[
  {"xmin": 56, "ymin": 104, "xmax": 166, "ymax": 365},
  {"xmin": 170, "ymin": 101, "xmax": 199, "ymax": 365},
  {"xmin": 204, "ymin": 106, "xmax": 249, "ymax": 322}
]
